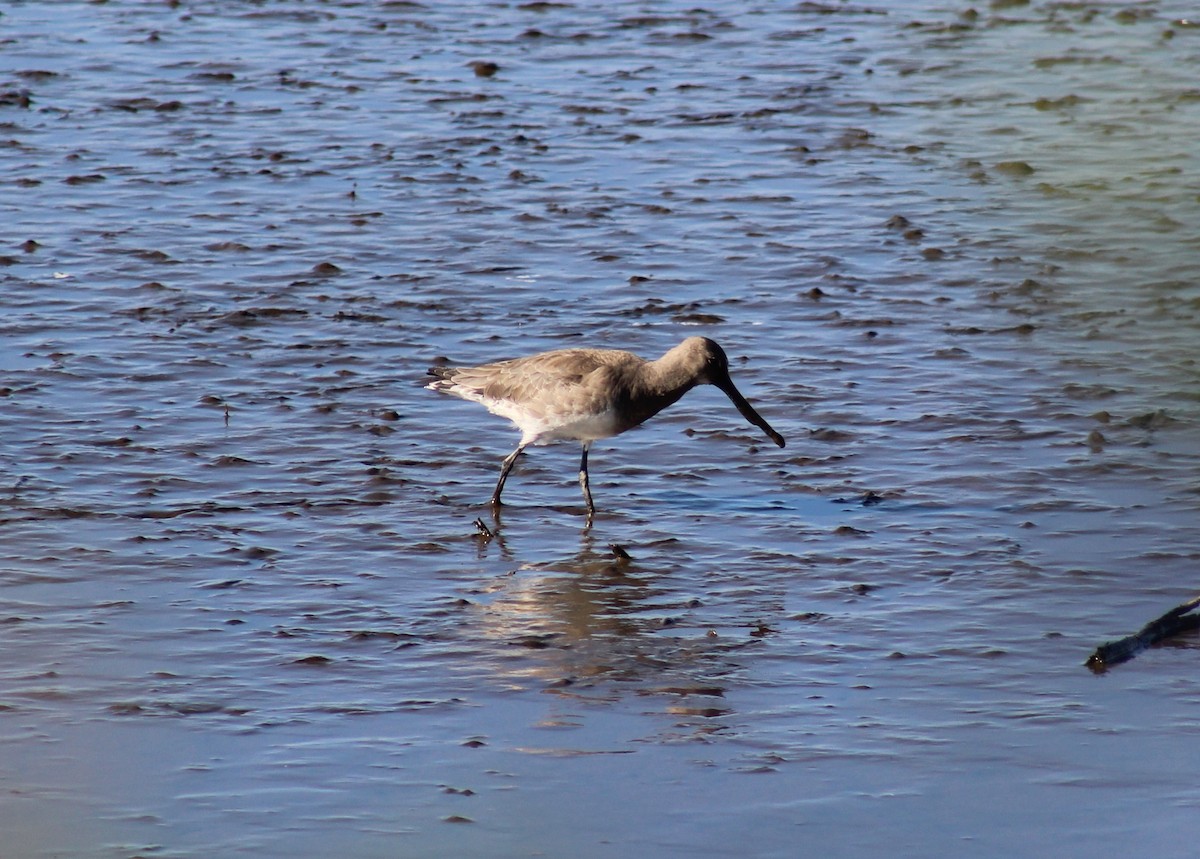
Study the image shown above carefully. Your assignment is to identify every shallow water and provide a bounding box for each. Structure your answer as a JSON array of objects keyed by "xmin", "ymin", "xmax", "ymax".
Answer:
[{"xmin": 2, "ymin": 1, "xmax": 1199, "ymax": 856}]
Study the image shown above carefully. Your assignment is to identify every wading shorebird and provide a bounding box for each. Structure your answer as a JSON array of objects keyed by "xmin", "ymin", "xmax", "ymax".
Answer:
[{"xmin": 426, "ymin": 336, "xmax": 785, "ymax": 517}]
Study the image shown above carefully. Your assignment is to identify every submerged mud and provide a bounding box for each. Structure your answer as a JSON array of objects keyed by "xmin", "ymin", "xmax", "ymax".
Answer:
[{"xmin": 1, "ymin": 2, "xmax": 1198, "ymax": 857}]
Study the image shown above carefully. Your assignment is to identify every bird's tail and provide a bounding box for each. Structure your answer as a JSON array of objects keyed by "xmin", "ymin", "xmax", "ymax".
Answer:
[{"xmin": 426, "ymin": 365, "xmax": 459, "ymax": 393}]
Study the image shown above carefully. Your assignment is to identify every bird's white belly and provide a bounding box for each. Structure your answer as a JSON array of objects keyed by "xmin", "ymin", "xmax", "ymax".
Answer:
[
  {"xmin": 537, "ymin": 409, "xmax": 622, "ymax": 444},
  {"xmin": 484, "ymin": 399, "xmax": 621, "ymax": 445}
]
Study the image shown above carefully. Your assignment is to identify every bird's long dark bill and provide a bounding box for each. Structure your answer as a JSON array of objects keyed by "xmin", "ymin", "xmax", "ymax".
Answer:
[{"xmin": 716, "ymin": 376, "xmax": 786, "ymax": 448}]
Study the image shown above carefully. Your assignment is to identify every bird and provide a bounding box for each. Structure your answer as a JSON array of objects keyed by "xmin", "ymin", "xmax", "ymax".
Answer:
[{"xmin": 426, "ymin": 336, "xmax": 785, "ymax": 516}]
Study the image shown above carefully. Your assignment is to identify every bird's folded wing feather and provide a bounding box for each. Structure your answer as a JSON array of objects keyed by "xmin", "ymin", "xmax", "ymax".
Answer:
[{"xmin": 458, "ymin": 350, "xmax": 638, "ymax": 421}]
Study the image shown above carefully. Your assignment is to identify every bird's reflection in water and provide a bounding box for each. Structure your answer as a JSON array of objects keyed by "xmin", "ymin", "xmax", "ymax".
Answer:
[{"xmin": 465, "ymin": 516, "xmax": 734, "ymax": 721}]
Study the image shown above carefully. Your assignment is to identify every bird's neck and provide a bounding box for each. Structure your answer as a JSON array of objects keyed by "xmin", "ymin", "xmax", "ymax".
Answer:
[{"xmin": 615, "ymin": 354, "xmax": 701, "ymax": 430}]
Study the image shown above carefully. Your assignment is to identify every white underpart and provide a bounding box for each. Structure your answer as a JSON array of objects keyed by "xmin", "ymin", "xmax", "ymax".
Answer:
[
  {"xmin": 429, "ymin": 381, "xmax": 622, "ymax": 446},
  {"xmin": 520, "ymin": 407, "xmax": 622, "ymax": 446}
]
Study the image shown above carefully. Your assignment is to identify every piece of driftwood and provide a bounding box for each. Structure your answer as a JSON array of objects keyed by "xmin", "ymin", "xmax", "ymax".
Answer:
[{"xmin": 1086, "ymin": 595, "xmax": 1200, "ymax": 671}]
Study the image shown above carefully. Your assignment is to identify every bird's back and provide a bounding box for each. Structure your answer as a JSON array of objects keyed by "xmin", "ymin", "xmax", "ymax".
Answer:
[{"xmin": 427, "ymin": 348, "xmax": 648, "ymax": 444}]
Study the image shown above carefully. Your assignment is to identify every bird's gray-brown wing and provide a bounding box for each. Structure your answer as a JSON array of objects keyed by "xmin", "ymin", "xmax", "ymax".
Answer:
[{"xmin": 438, "ymin": 349, "xmax": 642, "ymax": 425}]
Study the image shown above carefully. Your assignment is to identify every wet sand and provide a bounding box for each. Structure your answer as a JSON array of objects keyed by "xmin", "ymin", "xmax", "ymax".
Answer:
[{"xmin": 1, "ymin": 2, "xmax": 1199, "ymax": 857}]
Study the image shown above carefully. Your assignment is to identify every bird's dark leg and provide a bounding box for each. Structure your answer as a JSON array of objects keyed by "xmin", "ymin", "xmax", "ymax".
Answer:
[
  {"xmin": 578, "ymin": 442, "xmax": 595, "ymax": 516},
  {"xmin": 491, "ymin": 445, "xmax": 525, "ymax": 507}
]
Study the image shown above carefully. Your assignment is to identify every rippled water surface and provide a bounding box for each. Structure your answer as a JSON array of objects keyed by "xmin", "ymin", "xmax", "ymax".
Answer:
[{"xmin": 2, "ymin": 2, "xmax": 1199, "ymax": 856}]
